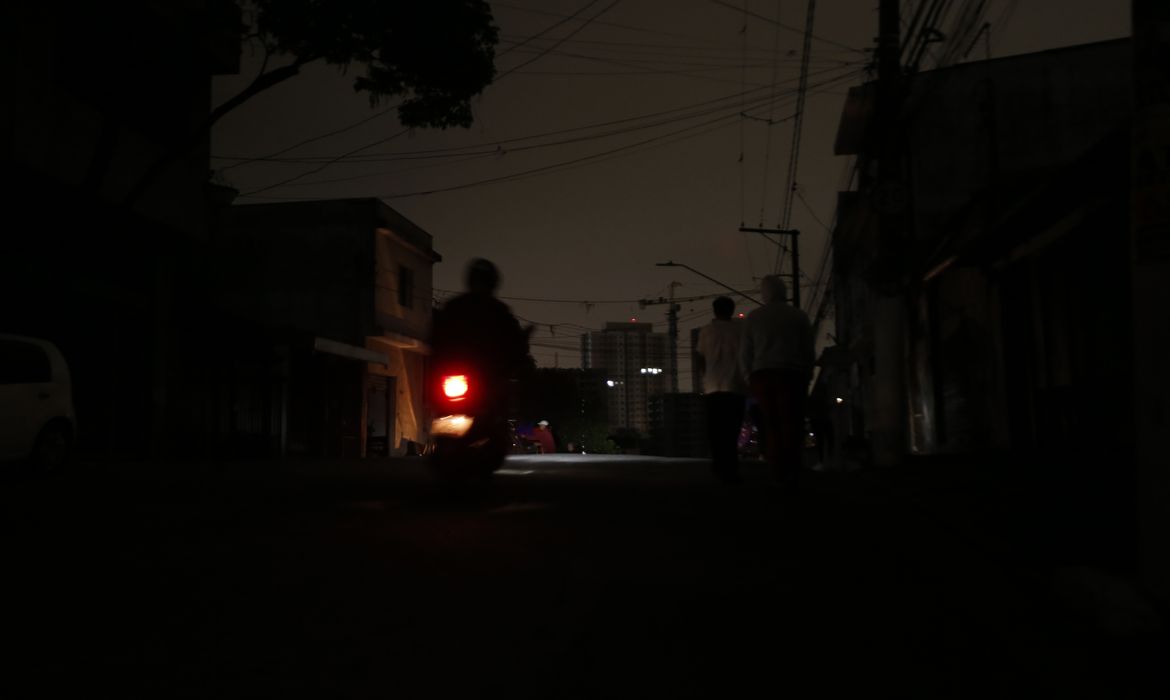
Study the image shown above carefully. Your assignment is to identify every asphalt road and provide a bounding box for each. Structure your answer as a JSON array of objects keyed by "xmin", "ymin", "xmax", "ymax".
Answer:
[{"xmin": 1, "ymin": 455, "xmax": 1158, "ymax": 698}]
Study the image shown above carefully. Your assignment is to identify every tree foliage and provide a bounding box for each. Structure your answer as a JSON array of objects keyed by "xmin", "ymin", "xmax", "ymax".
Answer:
[{"xmin": 247, "ymin": 0, "xmax": 499, "ymax": 129}]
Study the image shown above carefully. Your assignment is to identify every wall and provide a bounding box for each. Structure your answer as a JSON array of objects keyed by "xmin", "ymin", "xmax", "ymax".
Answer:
[
  {"xmin": 219, "ymin": 201, "xmax": 376, "ymax": 344},
  {"xmin": 905, "ymin": 39, "xmax": 1131, "ymax": 246},
  {"xmin": 833, "ymin": 40, "xmax": 1134, "ymax": 459}
]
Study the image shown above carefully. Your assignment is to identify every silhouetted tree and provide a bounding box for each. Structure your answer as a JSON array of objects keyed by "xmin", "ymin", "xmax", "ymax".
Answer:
[
  {"xmin": 228, "ymin": 0, "xmax": 498, "ymax": 130},
  {"xmin": 126, "ymin": 0, "xmax": 498, "ymax": 204}
]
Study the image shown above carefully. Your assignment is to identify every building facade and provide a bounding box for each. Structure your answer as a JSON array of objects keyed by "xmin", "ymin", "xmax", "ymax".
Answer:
[
  {"xmin": 829, "ymin": 38, "xmax": 1131, "ymax": 461},
  {"xmin": 208, "ymin": 198, "xmax": 441, "ymax": 458},
  {"xmin": 822, "ymin": 38, "xmax": 1142, "ymax": 572},
  {"xmin": 581, "ymin": 322, "xmax": 671, "ymax": 434}
]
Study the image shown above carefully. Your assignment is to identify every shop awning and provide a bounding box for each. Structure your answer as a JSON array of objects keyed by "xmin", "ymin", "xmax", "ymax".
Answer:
[{"xmin": 313, "ymin": 337, "xmax": 389, "ymax": 367}]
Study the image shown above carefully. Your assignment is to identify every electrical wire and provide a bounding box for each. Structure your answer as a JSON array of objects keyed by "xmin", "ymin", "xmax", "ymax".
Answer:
[
  {"xmin": 251, "ymin": 79, "xmax": 831, "ymax": 191},
  {"xmin": 240, "ymin": 128, "xmax": 412, "ymax": 196},
  {"xmin": 240, "ymin": 69, "xmax": 863, "ymax": 201},
  {"xmin": 495, "ymin": 0, "xmax": 623, "ymax": 80},
  {"xmin": 757, "ymin": 0, "xmax": 785, "ymax": 226},
  {"xmin": 222, "ymin": 0, "xmax": 612, "ymax": 175},
  {"xmin": 494, "ymin": 0, "xmax": 742, "ymax": 45},
  {"xmin": 706, "ymin": 0, "xmax": 867, "ymax": 54},
  {"xmin": 215, "ymin": 62, "xmax": 862, "ymax": 165}
]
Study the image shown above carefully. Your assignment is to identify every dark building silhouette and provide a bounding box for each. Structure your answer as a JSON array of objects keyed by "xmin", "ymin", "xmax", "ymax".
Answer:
[
  {"xmin": 819, "ymin": 37, "xmax": 1162, "ymax": 586},
  {"xmin": 1, "ymin": 2, "xmax": 242, "ymax": 458}
]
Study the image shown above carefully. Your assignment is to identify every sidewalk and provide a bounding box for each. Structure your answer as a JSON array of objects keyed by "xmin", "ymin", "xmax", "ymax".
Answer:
[{"xmin": 861, "ymin": 451, "xmax": 1167, "ymax": 684}]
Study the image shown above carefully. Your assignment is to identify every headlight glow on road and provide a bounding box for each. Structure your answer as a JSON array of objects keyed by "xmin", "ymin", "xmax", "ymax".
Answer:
[{"xmin": 431, "ymin": 414, "xmax": 473, "ymax": 437}]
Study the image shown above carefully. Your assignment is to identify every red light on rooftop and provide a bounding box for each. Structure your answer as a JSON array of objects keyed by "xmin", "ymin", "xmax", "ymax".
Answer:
[
  {"xmin": 630, "ymin": 317, "xmax": 637, "ymax": 322},
  {"xmin": 738, "ymin": 313, "xmax": 745, "ymax": 318}
]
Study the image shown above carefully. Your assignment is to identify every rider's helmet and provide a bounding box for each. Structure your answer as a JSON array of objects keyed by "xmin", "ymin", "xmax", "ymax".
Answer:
[{"xmin": 466, "ymin": 258, "xmax": 500, "ymax": 294}]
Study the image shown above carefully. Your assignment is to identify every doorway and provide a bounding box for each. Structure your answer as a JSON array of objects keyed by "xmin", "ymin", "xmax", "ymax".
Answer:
[{"xmin": 365, "ymin": 375, "xmax": 395, "ymax": 457}]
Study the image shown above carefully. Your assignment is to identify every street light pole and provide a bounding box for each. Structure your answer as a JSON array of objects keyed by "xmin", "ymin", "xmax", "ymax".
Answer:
[
  {"xmin": 667, "ymin": 281, "xmax": 679, "ymax": 393},
  {"xmin": 655, "ymin": 262, "xmax": 762, "ymax": 306}
]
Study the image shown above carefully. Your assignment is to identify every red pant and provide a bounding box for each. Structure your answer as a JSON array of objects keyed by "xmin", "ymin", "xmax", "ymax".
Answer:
[{"xmin": 749, "ymin": 368, "xmax": 811, "ymax": 479}]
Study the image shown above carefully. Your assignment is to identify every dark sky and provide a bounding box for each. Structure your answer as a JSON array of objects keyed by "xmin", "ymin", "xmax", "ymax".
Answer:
[{"xmin": 212, "ymin": 0, "xmax": 1128, "ymax": 381}]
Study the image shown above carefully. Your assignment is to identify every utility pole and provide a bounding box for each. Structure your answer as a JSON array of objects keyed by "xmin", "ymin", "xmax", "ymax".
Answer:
[
  {"xmin": 639, "ymin": 281, "xmax": 681, "ymax": 393},
  {"xmin": 866, "ymin": 0, "xmax": 908, "ymax": 466},
  {"xmin": 1131, "ymin": 0, "xmax": 1170, "ymax": 607},
  {"xmin": 668, "ymin": 281, "xmax": 679, "ymax": 393},
  {"xmin": 739, "ymin": 227, "xmax": 801, "ymax": 309}
]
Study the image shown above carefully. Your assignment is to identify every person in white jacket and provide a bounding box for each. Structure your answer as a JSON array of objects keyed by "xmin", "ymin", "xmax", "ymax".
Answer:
[
  {"xmin": 696, "ymin": 296, "xmax": 747, "ymax": 483},
  {"xmin": 739, "ymin": 275, "xmax": 815, "ymax": 487}
]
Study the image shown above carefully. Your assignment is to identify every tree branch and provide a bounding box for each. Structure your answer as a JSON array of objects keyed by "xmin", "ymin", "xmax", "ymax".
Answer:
[
  {"xmin": 208, "ymin": 59, "xmax": 305, "ymax": 129},
  {"xmin": 122, "ymin": 58, "xmax": 316, "ymax": 209}
]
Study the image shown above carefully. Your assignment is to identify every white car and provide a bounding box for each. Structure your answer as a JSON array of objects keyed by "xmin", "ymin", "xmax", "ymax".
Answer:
[{"xmin": 0, "ymin": 334, "xmax": 75, "ymax": 469}]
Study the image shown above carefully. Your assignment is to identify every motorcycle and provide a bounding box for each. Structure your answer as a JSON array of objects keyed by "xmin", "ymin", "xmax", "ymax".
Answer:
[{"xmin": 427, "ymin": 367, "xmax": 511, "ymax": 481}]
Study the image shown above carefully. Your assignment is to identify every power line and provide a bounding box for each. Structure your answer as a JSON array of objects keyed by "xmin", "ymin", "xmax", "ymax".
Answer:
[
  {"xmin": 251, "ymin": 91, "xmax": 789, "ymax": 189},
  {"xmin": 221, "ymin": 0, "xmax": 613, "ymax": 175},
  {"xmin": 738, "ymin": 0, "xmax": 753, "ymax": 278},
  {"xmin": 212, "ymin": 81, "xmax": 773, "ymax": 163},
  {"xmin": 240, "ymin": 128, "xmax": 412, "ymax": 196},
  {"xmin": 506, "ymin": 63, "xmax": 777, "ymax": 77},
  {"xmin": 497, "ymin": 32, "xmax": 858, "ymax": 56},
  {"xmin": 493, "ymin": 1, "xmax": 738, "ymax": 45},
  {"xmin": 803, "ymin": 159, "xmax": 858, "ymax": 316},
  {"xmin": 215, "ymin": 62, "xmax": 863, "ymax": 166},
  {"xmin": 499, "ymin": 40, "xmax": 851, "ymax": 67},
  {"xmin": 237, "ymin": 66, "xmax": 861, "ymax": 200},
  {"xmin": 219, "ymin": 105, "xmax": 403, "ymax": 173},
  {"xmin": 779, "ymin": 0, "xmax": 818, "ymax": 234},
  {"xmin": 246, "ymin": 85, "xmax": 814, "ymax": 191},
  {"xmin": 774, "ymin": 0, "xmax": 819, "ymax": 276},
  {"xmin": 377, "ymin": 107, "xmax": 775, "ymax": 198},
  {"xmin": 757, "ymin": 0, "xmax": 785, "ymax": 227},
  {"xmin": 437, "ymin": 289, "xmax": 647, "ymax": 305},
  {"xmin": 706, "ymin": 0, "xmax": 867, "ymax": 54},
  {"xmin": 505, "ymin": 47, "xmax": 774, "ymax": 87},
  {"xmin": 240, "ymin": 69, "xmax": 863, "ymax": 200},
  {"xmin": 495, "ymin": 0, "xmax": 624, "ymax": 80},
  {"xmin": 497, "ymin": 0, "xmax": 606, "ymax": 60},
  {"xmin": 795, "ymin": 188, "xmax": 832, "ymax": 232}
]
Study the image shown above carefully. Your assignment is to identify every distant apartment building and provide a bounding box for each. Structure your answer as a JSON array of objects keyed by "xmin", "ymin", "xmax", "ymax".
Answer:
[{"xmin": 580, "ymin": 322, "xmax": 671, "ymax": 434}]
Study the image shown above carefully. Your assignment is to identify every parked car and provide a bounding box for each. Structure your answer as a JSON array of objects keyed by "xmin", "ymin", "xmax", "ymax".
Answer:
[{"xmin": 0, "ymin": 334, "xmax": 75, "ymax": 469}]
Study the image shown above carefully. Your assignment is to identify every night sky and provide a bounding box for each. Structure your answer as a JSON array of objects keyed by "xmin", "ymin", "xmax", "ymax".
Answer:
[{"xmin": 211, "ymin": 0, "xmax": 1128, "ymax": 382}]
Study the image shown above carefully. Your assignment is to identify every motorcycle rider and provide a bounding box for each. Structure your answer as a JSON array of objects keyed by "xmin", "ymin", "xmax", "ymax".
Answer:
[{"xmin": 430, "ymin": 258, "xmax": 533, "ymax": 412}]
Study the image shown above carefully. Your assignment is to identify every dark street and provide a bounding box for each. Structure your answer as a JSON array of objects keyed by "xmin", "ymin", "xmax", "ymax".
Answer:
[
  {"xmin": 5, "ymin": 456, "xmax": 1162, "ymax": 698},
  {"xmin": 3, "ymin": 1, "xmax": 1169, "ymax": 696}
]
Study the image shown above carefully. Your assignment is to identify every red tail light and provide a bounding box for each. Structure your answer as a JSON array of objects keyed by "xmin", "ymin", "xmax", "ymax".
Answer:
[{"xmin": 442, "ymin": 374, "xmax": 469, "ymax": 400}]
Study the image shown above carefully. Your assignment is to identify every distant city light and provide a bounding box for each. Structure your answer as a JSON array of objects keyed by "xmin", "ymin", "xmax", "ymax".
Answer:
[
  {"xmin": 630, "ymin": 317, "xmax": 637, "ymax": 322},
  {"xmin": 639, "ymin": 367, "xmax": 663, "ymax": 375},
  {"xmin": 738, "ymin": 313, "xmax": 745, "ymax": 318},
  {"xmin": 606, "ymin": 380, "xmax": 616, "ymax": 387},
  {"xmin": 835, "ymin": 397, "xmax": 845, "ymax": 404}
]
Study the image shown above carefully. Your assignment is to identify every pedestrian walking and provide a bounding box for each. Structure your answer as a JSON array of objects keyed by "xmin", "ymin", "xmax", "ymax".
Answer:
[
  {"xmin": 696, "ymin": 296, "xmax": 747, "ymax": 483},
  {"xmin": 740, "ymin": 275, "xmax": 815, "ymax": 487}
]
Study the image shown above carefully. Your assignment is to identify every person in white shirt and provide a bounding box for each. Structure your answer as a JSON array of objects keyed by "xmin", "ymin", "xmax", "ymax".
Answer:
[
  {"xmin": 739, "ymin": 275, "xmax": 815, "ymax": 486},
  {"xmin": 696, "ymin": 296, "xmax": 748, "ymax": 483}
]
